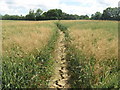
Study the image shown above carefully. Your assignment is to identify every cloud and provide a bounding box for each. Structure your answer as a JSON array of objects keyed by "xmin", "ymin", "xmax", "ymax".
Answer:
[
  {"xmin": 0, "ymin": 0, "xmax": 60, "ymax": 15},
  {"xmin": 0, "ymin": 0, "xmax": 119, "ymax": 16},
  {"xmin": 58, "ymin": 0, "xmax": 119, "ymax": 16}
]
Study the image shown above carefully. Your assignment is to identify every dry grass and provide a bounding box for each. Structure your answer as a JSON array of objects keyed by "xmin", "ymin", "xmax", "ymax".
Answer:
[
  {"xmin": 2, "ymin": 20, "xmax": 54, "ymax": 55},
  {"xmin": 66, "ymin": 20, "xmax": 118, "ymax": 87},
  {"xmin": 70, "ymin": 29, "xmax": 118, "ymax": 61},
  {"xmin": 2, "ymin": 20, "xmax": 58, "ymax": 88},
  {"xmin": 70, "ymin": 29, "xmax": 118, "ymax": 84}
]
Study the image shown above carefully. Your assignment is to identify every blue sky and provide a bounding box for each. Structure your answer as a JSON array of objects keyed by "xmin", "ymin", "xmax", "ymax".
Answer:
[{"xmin": 0, "ymin": 0, "xmax": 119, "ymax": 16}]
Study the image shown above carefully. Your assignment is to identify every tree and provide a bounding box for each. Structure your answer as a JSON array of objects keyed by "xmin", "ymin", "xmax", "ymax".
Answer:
[
  {"xmin": 80, "ymin": 15, "xmax": 89, "ymax": 20},
  {"xmin": 91, "ymin": 12, "xmax": 102, "ymax": 20},
  {"xmin": 35, "ymin": 9, "xmax": 43, "ymax": 20},
  {"xmin": 2, "ymin": 14, "xmax": 10, "ymax": 20},
  {"xmin": 44, "ymin": 9, "xmax": 63, "ymax": 20},
  {"xmin": 41, "ymin": 12, "xmax": 47, "ymax": 20},
  {"xmin": 25, "ymin": 9, "xmax": 36, "ymax": 20},
  {"xmin": 2, "ymin": 14, "xmax": 21, "ymax": 20},
  {"xmin": 61, "ymin": 12, "xmax": 68, "ymax": 20},
  {"xmin": 101, "ymin": 7, "xmax": 120, "ymax": 20},
  {"xmin": 1, "ymin": 7, "xmax": 119, "ymax": 21},
  {"xmin": 102, "ymin": 7, "xmax": 112, "ymax": 20}
]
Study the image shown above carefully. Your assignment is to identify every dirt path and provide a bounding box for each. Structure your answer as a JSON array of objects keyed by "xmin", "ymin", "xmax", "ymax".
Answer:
[{"xmin": 49, "ymin": 30, "xmax": 70, "ymax": 89}]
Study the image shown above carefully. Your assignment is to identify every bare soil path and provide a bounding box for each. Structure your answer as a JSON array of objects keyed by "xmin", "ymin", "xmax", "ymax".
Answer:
[{"xmin": 49, "ymin": 30, "xmax": 70, "ymax": 89}]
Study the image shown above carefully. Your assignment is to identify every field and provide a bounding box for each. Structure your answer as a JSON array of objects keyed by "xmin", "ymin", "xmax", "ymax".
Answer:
[
  {"xmin": 2, "ymin": 20, "xmax": 119, "ymax": 88},
  {"xmin": 2, "ymin": 20, "xmax": 59, "ymax": 88},
  {"xmin": 61, "ymin": 20, "xmax": 118, "ymax": 88}
]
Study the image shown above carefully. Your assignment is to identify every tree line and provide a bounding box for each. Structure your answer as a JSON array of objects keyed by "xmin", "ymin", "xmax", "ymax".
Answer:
[{"xmin": 0, "ymin": 7, "xmax": 120, "ymax": 20}]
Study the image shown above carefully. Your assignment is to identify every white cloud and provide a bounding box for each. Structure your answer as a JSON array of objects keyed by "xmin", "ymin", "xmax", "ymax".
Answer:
[
  {"xmin": 0, "ymin": 0, "xmax": 60, "ymax": 15},
  {"xmin": 0, "ymin": 0, "xmax": 119, "ymax": 16}
]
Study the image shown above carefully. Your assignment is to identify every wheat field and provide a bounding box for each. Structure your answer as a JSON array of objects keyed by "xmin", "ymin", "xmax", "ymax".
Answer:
[
  {"xmin": 2, "ymin": 20, "xmax": 119, "ymax": 88},
  {"xmin": 61, "ymin": 20, "xmax": 118, "ymax": 88},
  {"xmin": 2, "ymin": 20, "xmax": 58, "ymax": 88}
]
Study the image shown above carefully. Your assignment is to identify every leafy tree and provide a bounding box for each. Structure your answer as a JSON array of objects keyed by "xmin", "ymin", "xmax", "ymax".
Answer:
[
  {"xmin": 80, "ymin": 15, "xmax": 89, "ymax": 20},
  {"xmin": 62, "ymin": 14, "xmax": 81, "ymax": 20},
  {"xmin": 41, "ymin": 12, "xmax": 47, "ymax": 20},
  {"xmin": 74, "ymin": 14, "xmax": 80, "ymax": 20},
  {"xmin": 25, "ymin": 9, "xmax": 36, "ymax": 20},
  {"xmin": 91, "ymin": 12, "xmax": 102, "ymax": 20},
  {"xmin": 102, "ymin": 7, "xmax": 120, "ymax": 20},
  {"xmin": 1, "ymin": 7, "xmax": 119, "ymax": 21},
  {"xmin": 61, "ymin": 12, "xmax": 68, "ymax": 20},
  {"xmin": 44, "ymin": 9, "xmax": 62, "ymax": 20},
  {"xmin": 102, "ymin": 7, "xmax": 112, "ymax": 20},
  {"xmin": 2, "ymin": 14, "xmax": 22, "ymax": 20},
  {"xmin": 2, "ymin": 14, "xmax": 10, "ymax": 20},
  {"xmin": 35, "ymin": 9, "xmax": 43, "ymax": 20},
  {"xmin": 20, "ymin": 15, "xmax": 25, "ymax": 20}
]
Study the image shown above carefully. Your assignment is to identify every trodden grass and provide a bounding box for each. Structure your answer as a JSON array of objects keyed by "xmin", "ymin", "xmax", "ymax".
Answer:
[{"xmin": 2, "ymin": 20, "xmax": 119, "ymax": 89}]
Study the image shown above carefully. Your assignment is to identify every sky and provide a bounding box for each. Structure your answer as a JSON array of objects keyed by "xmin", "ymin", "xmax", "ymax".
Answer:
[{"xmin": 0, "ymin": 0, "xmax": 119, "ymax": 16}]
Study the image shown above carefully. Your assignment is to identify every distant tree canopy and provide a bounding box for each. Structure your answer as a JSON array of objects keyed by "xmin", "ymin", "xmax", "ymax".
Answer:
[
  {"xmin": 43, "ymin": 9, "xmax": 62, "ymax": 20},
  {"xmin": 2, "ymin": 14, "xmax": 25, "ymax": 20},
  {"xmin": 25, "ymin": 9, "xmax": 36, "ymax": 20},
  {"xmin": 91, "ymin": 7, "xmax": 120, "ymax": 20},
  {"xmin": 102, "ymin": 7, "xmax": 120, "ymax": 20},
  {"xmin": 35, "ymin": 9, "xmax": 43, "ymax": 20},
  {"xmin": 1, "ymin": 7, "xmax": 120, "ymax": 21},
  {"xmin": 91, "ymin": 12, "xmax": 102, "ymax": 20}
]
